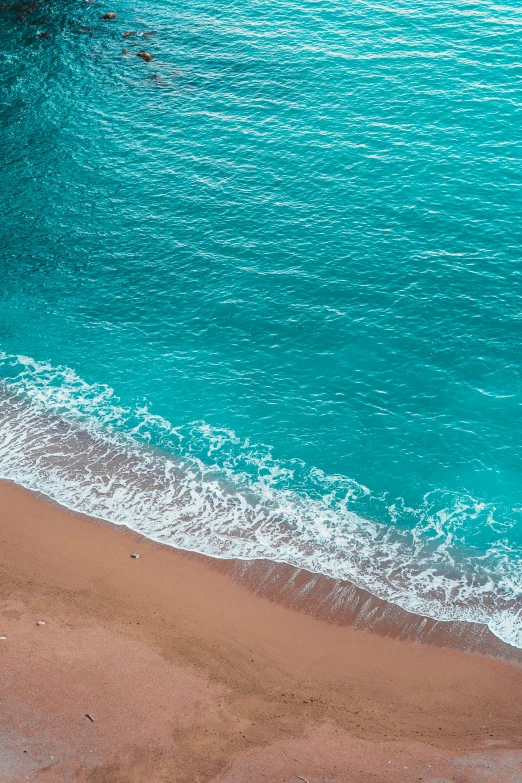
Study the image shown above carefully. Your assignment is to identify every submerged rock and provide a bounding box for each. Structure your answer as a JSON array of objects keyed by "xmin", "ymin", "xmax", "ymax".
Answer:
[
  {"xmin": 122, "ymin": 48, "xmax": 129, "ymax": 54},
  {"xmin": 122, "ymin": 30, "xmax": 136, "ymax": 38},
  {"xmin": 100, "ymin": 11, "xmax": 116, "ymax": 19},
  {"xmin": 136, "ymin": 51, "xmax": 153, "ymax": 62}
]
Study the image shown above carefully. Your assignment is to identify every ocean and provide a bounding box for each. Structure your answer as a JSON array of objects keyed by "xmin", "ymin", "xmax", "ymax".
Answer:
[{"xmin": 0, "ymin": 0, "xmax": 521, "ymax": 647}]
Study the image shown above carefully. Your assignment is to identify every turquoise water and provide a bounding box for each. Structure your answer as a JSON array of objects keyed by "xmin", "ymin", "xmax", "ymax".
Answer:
[{"xmin": 0, "ymin": 0, "xmax": 521, "ymax": 645}]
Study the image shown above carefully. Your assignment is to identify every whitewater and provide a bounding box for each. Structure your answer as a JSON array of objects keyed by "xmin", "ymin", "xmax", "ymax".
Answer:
[{"xmin": 0, "ymin": 353, "xmax": 520, "ymax": 648}]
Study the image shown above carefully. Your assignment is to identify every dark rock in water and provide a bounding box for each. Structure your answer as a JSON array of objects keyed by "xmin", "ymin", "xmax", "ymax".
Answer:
[
  {"xmin": 100, "ymin": 11, "xmax": 116, "ymax": 19},
  {"xmin": 122, "ymin": 30, "xmax": 136, "ymax": 38},
  {"xmin": 122, "ymin": 48, "xmax": 129, "ymax": 54},
  {"xmin": 37, "ymin": 30, "xmax": 48, "ymax": 37},
  {"xmin": 136, "ymin": 51, "xmax": 153, "ymax": 62}
]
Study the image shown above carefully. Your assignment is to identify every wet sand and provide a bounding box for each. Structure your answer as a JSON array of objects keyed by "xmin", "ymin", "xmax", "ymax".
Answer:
[{"xmin": 0, "ymin": 479, "xmax": 521, "ymax": 782}]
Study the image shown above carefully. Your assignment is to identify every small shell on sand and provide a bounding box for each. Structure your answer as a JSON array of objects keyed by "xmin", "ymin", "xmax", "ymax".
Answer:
[
  {"xmin": 130, "ymin": 552, "xmax": 141, "ymax": 558},
  {"xmin": 100, "ymin": 12, "xmax": 117, "ymax": 19},
  {"xmin": 0, "ymin": 636, "xmax": 6, "ymax": 640},
  {"xmin": 36, "ymin": 620, "xmax": 46, "ymax": 626},
  {"xmin": 136, "ymin": 51, "xmax": 153, "ymax": 62}
]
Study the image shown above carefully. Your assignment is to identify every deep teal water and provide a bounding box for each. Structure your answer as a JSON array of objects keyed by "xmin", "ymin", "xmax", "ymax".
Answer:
[{"xmin": 0, "ymin": 0, "xmax": 521, "ymax": 645}]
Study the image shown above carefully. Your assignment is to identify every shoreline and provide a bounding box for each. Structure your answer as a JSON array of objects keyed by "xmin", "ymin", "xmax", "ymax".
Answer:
[
  {"xmin": 9, "ymin": 477, "xmax": 522, "ymax": 665},
  {"xmin": 1, "ymin": 478, "xmax": 522, "ymax": 781},
  {"xmin": 192, "ymin": 555, "xmax": 522, "ymax": 665},
  {"xmin": 2, "ymin": 381, "xmax": 519, "ymax": 657}
]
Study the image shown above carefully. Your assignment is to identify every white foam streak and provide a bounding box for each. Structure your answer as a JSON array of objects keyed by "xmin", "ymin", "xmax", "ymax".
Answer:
[{"xmin": 0, "ymin": 352, "xmax": 521, "ymax": 648}]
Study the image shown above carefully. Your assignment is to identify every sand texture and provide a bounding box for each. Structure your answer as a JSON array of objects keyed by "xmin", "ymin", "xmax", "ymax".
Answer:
[{"xmin": 0, "ymin": 480, "xmax": 521, "ymax": 782}]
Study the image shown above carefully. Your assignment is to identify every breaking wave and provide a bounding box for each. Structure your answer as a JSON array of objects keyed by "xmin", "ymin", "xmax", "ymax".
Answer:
[{"xmin": 0, "ymin": 351, "xmax": 521, "ymax": 648}]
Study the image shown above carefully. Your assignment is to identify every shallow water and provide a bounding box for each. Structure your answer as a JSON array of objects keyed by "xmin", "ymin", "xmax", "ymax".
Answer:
[{"xmin": 0, "ymin": 0, "xmax": 521, "ymax": 645}]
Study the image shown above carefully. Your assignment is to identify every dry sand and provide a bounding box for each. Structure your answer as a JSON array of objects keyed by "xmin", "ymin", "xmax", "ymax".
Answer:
[{"xmin": 0, "ymin": 479, "xmax": 521, "ymax": 782}]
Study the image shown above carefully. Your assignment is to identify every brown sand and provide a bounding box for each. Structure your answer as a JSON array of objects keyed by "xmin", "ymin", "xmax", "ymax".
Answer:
[{"xmin": 0, "ymin": 479, "xmax": 521, "ymax": 783}]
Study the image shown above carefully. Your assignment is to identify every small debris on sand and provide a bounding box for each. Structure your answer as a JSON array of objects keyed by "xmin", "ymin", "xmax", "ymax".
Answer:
[
  {"xmin": 130, "ymin": 552, "xmax": 141, "ymax": 558},
  {"xmin": 136, "ymin": 51, "xmax": 153, "ymax": 62},
  {"xmin": 122, "ymin": 30, "xmax": 136, "ymax": 38},
  {"xmin": 100, "ymin": 11, "xmax": 116, "ymax": 19},
  {"xmin": 85, "ymin": 713, "xmax": 95, "ymax": 722},
  {"xmin": 0, "ymin": 636, "xmax": 6, "ymax": 640},
  {"xmin": 36, "ymin": 620, "xmax": 46, "ymax": 626}
]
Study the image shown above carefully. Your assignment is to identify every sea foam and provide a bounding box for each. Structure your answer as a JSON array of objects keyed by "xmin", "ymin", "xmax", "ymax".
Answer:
[{"xmin": 0, "ymin": 352, "xmax": 520, "ymax": 648}]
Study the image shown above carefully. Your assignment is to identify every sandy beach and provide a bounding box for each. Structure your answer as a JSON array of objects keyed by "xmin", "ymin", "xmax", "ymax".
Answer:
[{"xmin": 1, "ymin": 479, "xmax": 521, "ymax": 783}]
